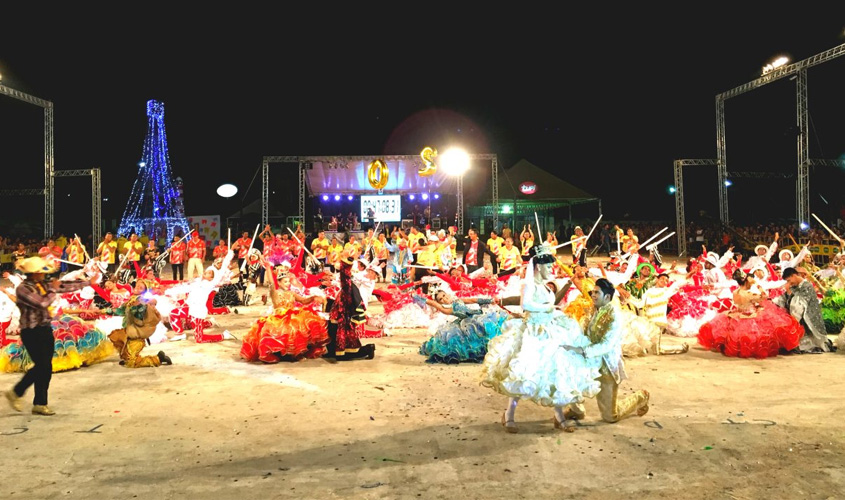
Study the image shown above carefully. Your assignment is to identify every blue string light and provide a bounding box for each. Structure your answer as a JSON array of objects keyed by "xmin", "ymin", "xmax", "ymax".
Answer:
[{"xmin": 117, "ymin": 100, "xmax": 190, "ymax": 243}]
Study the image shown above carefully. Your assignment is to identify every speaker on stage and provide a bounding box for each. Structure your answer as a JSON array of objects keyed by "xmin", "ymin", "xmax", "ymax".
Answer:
[{"xmin": 432, "ymin": 218, "xmax": 441, "ymax": 230}]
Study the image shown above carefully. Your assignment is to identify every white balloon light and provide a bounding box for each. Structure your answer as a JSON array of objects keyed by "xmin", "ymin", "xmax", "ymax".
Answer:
[{"xmin": 217, "ymin": 183, "xmax": 238, "ymax": 198}]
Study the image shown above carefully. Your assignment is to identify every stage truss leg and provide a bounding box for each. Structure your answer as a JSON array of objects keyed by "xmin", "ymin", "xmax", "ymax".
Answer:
[{"xmin": 796, "ymin": 69, "xmax": 810, "ymax": 226}]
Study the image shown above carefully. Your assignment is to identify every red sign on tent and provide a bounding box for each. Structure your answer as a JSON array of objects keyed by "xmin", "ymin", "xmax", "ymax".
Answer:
[{"xmin": 519, "ymin": 181, "xmax": 537, "ymax": 195}]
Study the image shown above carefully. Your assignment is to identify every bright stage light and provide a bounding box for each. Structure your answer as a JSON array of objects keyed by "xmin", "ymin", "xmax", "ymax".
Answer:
[
  {"xmin": 434, "ymin": 193, "xmax": 440, "ymax": 199},
  {"xmin": 762, "ymin": 56, "xmax": 789, "ymax": 75},
  {"xmin": 421, "ymin": 193, "xmax": 429, "ymax": 200},
  {"xmin": 409, "ymin": 194, "xmax": 415, "ymax": 200},
  {"xmin": 501, "ymin": 204, "xmax": 512, "ymax": 214},
  {"xmin": 138, "ymin": 161, "xmax": 146, "ymax": 168},
  {"xmin": 724, "ymin": 179, "xmax": 732, "ymax": 187},
  {"xmin": 347, "ymin": 195, "xmax": 354, "ymax": 201},
  {"xmin": 800, "ymin": 221, "xmax": 809, "ymax": 230},
  {"xmin": 667, "ymin": 185, "xmax": 676, "ymax": 194},
  {"xmin": 441, "ymin": 148, "xmax": 470, "ymax": 176},
  {"xmin": 216, "ymin": 183, "xmax": 238, "ymax": 198},
  {"xmin": 322, "ymin": 194, "xmax": 329, "ymax": 201},
  {"xmin": 334, "ymin": 195, "xmax": 341, "ymax": 201}
]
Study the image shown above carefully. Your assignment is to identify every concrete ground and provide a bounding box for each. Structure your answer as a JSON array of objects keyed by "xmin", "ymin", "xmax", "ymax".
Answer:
[{"xmin": 1, "ymin": 257, "xmax": 844, "ymax": 499}]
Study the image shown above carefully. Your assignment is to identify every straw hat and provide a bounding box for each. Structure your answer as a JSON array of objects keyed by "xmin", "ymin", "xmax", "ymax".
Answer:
[{"xmin": 15, "ymin": 256, "xmax": 57, "ymax": 274}]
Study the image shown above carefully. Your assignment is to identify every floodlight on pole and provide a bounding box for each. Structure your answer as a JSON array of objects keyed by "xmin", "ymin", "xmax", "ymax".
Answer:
[
  {"xmin": 216, "ymin": 183, "xmax": 238, "ymax": 198},
  {"xmin": 762, "ymin": 56, "xmax": 790, "ymax": 75},
  {"xmin": 441, "ymin": 148, "xmax": 470, "ymax": 176}
]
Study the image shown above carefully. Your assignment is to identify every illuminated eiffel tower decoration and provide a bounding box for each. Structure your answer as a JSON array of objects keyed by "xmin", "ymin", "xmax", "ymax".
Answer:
[{"xmin": 117, "ymin": 100, "xmax": 190, "ymax": 242}]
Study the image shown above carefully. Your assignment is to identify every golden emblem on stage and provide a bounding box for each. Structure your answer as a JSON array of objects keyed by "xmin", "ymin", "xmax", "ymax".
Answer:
[
  {"xmin": 419, "ymin": 146, "xmax": 437, "ymax": 176},
  {"xmin": 367, "ymin": 159, "xmax": 389, "ymax": 189}
]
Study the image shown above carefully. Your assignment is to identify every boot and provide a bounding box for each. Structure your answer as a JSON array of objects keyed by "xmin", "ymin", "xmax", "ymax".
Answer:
[{"xmin": 157, "ymin": 351, "xmax": 173, "ymax": 365}]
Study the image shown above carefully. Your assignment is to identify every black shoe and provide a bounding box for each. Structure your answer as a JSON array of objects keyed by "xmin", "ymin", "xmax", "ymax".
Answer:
[
  {"xmin": 157, "ymin": 351, "xmax": 173, "ymax": 365},
  {"xmin": 323, "ymin": 356, "xmax": 338, "ymax": 364},
  {"xmin": 119, "ymin": 360, "xmax": 126, "ymax": 366},
  {"xmin": 364, "ymin": 344, "xmax": 376, "ymax": 360}
]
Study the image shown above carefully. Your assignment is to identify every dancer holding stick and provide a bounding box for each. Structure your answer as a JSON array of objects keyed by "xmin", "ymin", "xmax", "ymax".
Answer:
[
  {"xmin": 240, "ymin": 224, "xmax": 261, "ymax": 273},
  {"xmin": 573, "ymin": 215, "xmax": 603, "ymax": 267}
]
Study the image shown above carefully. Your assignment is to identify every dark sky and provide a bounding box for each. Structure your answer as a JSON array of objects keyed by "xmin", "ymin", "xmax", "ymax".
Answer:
[{"xmin": 3, "ymin": 13, "xmax": 845, "ymax": 234}]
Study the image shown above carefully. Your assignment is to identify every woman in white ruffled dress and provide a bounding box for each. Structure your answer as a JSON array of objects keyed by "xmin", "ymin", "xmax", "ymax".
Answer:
[{"xmin": 480, "ymin": 243, "xmax": 601, "ymax": 433}]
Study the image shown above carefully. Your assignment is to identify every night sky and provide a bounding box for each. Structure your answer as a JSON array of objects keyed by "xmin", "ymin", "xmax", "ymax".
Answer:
[{"xmin": 3, "ymin": 14, "xmax": 845, "ymax": 235}]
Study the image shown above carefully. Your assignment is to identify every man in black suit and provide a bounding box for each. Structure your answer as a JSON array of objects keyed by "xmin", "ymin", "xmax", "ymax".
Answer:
[{"xmin": 461, "ymin": 228, "xmax": 498, "ymax": 275}]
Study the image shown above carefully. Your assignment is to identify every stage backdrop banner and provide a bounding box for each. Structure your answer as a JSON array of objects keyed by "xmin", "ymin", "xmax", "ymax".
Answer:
[
  {"xmin": 187, "ymin": 215, "xmax": 221, "ymax": 245},
  {"xmin": 304, "ymin": 159, "xmax": 459, "ymax": 195}
]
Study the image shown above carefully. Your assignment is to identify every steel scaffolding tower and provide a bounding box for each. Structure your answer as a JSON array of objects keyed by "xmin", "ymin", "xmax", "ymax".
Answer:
[{"xmin": 0, "ymin": 83, "xmax": 54, "ymax": 237}]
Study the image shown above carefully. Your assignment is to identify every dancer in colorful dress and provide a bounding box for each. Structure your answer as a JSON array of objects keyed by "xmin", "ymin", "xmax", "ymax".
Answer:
[
  {"xmin": 698, "ymin": 269, "xmax": 804, "ymax": 358},
  {"xmin": 481, "ymin": 242, "xmax": 602, "ymax": 433},
  {"xmin": 418, "ymin": 287, "xmax": 509, "ymax": 363},
  {"xmin": 240, "ymin": 261, "xmax": 328, "ymax": 363}
]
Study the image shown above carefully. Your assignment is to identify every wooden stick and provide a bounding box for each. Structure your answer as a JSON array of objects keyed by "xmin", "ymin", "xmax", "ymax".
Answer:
[
  {"xmin": 54, "ymin": 258, "xmax": 84, "ymax": 267},
  {"xmin": 645, "ymin": 231, "xmax": 676, "ymax": 250},
  {"xmin": 286, "ymin": 227, "xmax": 318, "ymax": 260},
  {"xmin": 812, "ymin": 213, "xmax": 843, "ymax": 243},
  {"xmin": 621, "ymin": 227, "xmax": 667, "ymax": 259},
  {"xmin": 553, "ymin": 236, "xmax": 586, "ymax": 250},
  {"xmin": 74, "ymin": 233, "xmax": 91, "ymax": 263},
  {"xmin": 156, "ymin": 230, "xmax": 193, "ymax": 263}
]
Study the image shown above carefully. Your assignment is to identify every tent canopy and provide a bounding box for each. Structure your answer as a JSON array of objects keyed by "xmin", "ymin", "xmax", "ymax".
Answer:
[{"xmin": 499, "ymin": 159, "xmax": 597, "ymax": 202}]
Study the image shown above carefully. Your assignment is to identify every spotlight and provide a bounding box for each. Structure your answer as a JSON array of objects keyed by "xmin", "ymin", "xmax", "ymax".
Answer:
[
  {"xmin": 409, "ymin": 194, "xmax": 415, "ymax": 200},
  {"xmin": 422, "ymin": 193, "xmax": 429, "ymax": 200},
  {"xmin": 322, "ymin": 195, "xmax": 329, "ymax": 201},
  {"xmin": 347, "ymin": 195, "xmax": 354, "ymax": 201},
  {"xmin": 434, "ymin": 193, "xmax": 440, "ymax": 199},
  {"xmin": 800, "ymin": 221, "xmax": 809, "ymax": 230},
  {"xmin": 724, "ymin": 179, "xmax": 733, "ymax": 187},
  {"xmin": 334, "ymin": 195, "xmax": 341, "ymax": 201},
  {"xmin": 667, "ymin": 185, "xmax": 676, "ymax": 194},
  {"xmin": 441, "ymin": 148, "xmax": 470, "ymax": 176}
]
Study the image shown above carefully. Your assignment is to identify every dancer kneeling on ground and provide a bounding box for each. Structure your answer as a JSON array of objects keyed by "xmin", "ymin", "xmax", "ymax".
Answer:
[
  {"xmin": 562, "ymin": 278, "xmax": 650, "ymax": 425},
  {"xmin": 103, "ymin": 279, "xmax": 172, "ymax": 368},
  {"xmin": 324, "ymin": 249, "xmax": 376, "ymax": 362}
]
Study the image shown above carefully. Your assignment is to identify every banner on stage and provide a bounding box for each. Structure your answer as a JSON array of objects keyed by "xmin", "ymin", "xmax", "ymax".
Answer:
[
  {"xmin": 360, "ymin": 195, "xmax": 401, "ymax": 222},
  {"xmin": 187, "ymin": 215, "xmax": 221, "ymax": 244}
]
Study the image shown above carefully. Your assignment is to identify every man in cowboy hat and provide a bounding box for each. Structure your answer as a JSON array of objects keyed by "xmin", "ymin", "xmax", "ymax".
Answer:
[
  {"xmin": 742, "ymin": 232, "xmax": 779, "ymax": 272},
  {"xmin": 5, "ymin": 256, "xmax": 96, "ymax": 416}
]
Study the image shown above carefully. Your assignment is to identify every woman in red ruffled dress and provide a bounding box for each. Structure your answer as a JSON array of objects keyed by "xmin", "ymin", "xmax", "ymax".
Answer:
[
  {"xmin": 698, "ymin": 269, "xmax": 803, "ymax": 358},
  {"xmin": 239, "ymin": 262, "xmax": 328, "ymax": 363}
]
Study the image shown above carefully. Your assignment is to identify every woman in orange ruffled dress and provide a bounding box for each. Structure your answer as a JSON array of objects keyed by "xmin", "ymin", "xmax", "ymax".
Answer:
[
  {"xmin": 239, "ymin": 263, "xmax": 328, "ymax": 363},
  {"xmin": 698, "ymin": 268, "xmax": 803, "ymax": 358}
]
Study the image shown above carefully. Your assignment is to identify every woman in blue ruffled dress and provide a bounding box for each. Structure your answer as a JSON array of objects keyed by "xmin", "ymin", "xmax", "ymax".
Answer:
[
  {"xmin": 418, "ymin": 288, "xmax": 509, "ymax": 363},
  {"xmin": 480, "ymin": 242, "xmax": 601, "ymax": 433}
]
